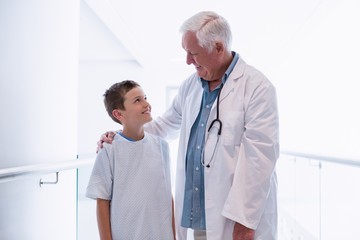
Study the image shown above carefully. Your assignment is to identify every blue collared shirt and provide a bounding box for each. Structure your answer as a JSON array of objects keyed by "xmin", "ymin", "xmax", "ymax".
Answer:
[{"xmin": 181, "ymin": 52, "xmax": 239, "ymax": 230}]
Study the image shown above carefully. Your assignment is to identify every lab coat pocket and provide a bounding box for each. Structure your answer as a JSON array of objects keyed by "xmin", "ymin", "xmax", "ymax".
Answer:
[
  {"xmin": 222, "ymin": 114, "xmax": 244, "ymax": 158},
  {"xmin": 223, "ymin": 114, "xmax": 244, "ymax": 146}
]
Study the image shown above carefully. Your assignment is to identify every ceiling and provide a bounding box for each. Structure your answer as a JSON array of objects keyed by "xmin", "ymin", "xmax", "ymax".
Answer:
[{"xmin": 79, "ymin": 0, "xmax": 346, "ymax": 70}]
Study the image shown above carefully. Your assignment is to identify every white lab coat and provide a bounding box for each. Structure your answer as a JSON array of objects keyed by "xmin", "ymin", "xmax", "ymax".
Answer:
[{"xmin": 145, "ymin": 57, "xmax": 279, "ymax": 240}]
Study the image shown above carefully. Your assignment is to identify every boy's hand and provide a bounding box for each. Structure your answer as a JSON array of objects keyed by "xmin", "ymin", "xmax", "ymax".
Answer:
[{"xmin": 96, "ymin": 131, "xmax": 116, "ymax": 153}]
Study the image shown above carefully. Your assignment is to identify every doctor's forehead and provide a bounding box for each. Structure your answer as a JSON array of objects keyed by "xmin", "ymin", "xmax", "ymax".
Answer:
[{"xmin": 182, "ymin": 32, "xmax": 201, "ymax": 50}]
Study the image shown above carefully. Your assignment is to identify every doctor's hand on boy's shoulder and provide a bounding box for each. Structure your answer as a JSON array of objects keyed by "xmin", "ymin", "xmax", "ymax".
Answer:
[{"xmin": 96, "ymin": 131, "xmax": 116, "ymax": 153}]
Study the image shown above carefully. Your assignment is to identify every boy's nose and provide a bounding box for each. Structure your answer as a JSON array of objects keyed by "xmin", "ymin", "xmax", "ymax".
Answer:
[{"xmin": 144, "ymin": 100, "xmax": 150, "ymax": 108}]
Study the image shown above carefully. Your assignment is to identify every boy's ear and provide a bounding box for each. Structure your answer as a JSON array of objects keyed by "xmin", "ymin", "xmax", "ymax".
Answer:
[{"xmin": 112, "ymin": 109, "xmax": 123, "ymax": 122}]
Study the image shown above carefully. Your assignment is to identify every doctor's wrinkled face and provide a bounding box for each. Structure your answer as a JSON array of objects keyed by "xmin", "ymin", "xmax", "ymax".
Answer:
[{"xmin": 182, "ymin": 31, "xmax": 223, "ymax": 82}]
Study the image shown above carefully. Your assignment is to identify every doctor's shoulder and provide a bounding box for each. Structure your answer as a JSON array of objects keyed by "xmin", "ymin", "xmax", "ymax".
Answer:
[
  {"xmin": 242, "ymin": 64, "xmax": 276, "ymax": 90},
  {"xmin": 179, "ymin": 72, "xmax": 202, "ymax": 93}
]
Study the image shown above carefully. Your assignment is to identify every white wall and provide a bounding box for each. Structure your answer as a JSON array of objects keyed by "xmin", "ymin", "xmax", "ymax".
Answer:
[
  {"xmin": 270, "ymin": 0, "xmax": 360, "ymax": 159},
  {"xmin": 0, "ymin": 1, "xmax": 80, "ymax": 239},
  {"xmin": 0, "ymin": 0, "xmax": 79, "ymax": 168},
  {"xmin": 77, "ymin": 0, "xmax": 193, "ymax": 157}
]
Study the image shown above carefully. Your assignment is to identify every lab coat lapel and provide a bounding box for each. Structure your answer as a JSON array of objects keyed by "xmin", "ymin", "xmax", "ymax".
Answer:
[{"xmin": 215, "ymin": 58, "xmax": 246, "ymax": 107}]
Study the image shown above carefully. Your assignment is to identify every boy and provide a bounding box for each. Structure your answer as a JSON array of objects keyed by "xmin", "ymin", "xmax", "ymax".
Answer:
[{"xmin": 86, "ymin": 80, "xmax": 175, "ymax": 240}]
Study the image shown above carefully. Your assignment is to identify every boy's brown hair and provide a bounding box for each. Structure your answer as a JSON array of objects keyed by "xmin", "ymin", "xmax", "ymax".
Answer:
[{"xmin": 103, "ymin": 80, "xmax": 140, "ymax": 124}]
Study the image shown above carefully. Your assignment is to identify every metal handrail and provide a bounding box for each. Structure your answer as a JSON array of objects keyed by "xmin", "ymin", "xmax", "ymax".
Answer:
[
  {"xmin": 281, "ymin": 150, "xmax": 360, "ymax": 168},
  {"xmin": 0, "ymin": 156, "xmax": 95, "ymax": 184}
]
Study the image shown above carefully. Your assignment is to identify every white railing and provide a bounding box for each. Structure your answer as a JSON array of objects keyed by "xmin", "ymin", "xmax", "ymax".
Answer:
[
  {"xmin": 281, "ymin": 150, "xmax": 360, "ymax": 168},
  {"xmin": 278, "ymin": 151, "xmax": 360, "ymax": 240},
  {"xmin": 0, "ymin": 156, "xmax": 95, "ymax": 184}
]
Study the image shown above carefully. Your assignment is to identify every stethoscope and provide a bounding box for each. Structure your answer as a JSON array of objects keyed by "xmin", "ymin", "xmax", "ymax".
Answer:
[
  {"xmin": 201, "ymin": 84, "xmax": 223, "ymax": 168},
  {"xmin": 207, "ymin": 84, "xmax": 223, "ymax": 135}
]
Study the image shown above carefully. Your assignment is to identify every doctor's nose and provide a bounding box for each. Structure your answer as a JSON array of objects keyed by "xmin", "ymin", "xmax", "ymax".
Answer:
[{"xmin": 186, "ymin": 53, "xmax": 194, "ymax": 65}]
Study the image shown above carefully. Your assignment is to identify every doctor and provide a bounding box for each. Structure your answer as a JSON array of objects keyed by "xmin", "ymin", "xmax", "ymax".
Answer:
[{"xmin": 99, "ymin": 11, "xmax": 279, "ymax": 240}]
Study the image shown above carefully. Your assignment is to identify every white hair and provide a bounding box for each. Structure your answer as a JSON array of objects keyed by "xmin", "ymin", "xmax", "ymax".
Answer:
[{"xmin": 180, "ymin": 11, "xmax": 232, "ymax": 52}]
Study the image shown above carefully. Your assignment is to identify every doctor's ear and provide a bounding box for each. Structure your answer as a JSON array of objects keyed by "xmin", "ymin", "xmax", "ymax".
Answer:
[{"xmin": 215, "ymin": 42, "xmax": 225, "ymax": 53}]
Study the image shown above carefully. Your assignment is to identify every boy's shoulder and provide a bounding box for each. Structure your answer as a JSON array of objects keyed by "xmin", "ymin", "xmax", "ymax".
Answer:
[
  {"xmin": 98, "ymin": 134, "xmax": 123, "ymax": 153},
  {"xmin": 145, "ymin": 132, "xmax": 168, "ymax": 145}
]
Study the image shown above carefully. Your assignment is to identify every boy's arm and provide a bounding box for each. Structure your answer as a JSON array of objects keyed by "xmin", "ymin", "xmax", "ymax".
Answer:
[{"xmin": 96, "ymin": 199, "xmax": 112, "ymax": 240}]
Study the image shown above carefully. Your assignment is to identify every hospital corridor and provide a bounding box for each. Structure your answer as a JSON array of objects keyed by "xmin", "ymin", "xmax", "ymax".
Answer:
[{"xmin": 1, "ymin": 0, "xmax": 360, "ymax": 239}]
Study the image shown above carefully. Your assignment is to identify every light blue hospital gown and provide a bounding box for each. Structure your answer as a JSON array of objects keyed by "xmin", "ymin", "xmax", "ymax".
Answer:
[{"xmin": 86, "ymin": 133, "xmax": 174, "ymax": 240}]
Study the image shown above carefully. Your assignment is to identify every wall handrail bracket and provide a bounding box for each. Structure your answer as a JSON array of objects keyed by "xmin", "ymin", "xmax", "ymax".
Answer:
[{"xmin": 39, "ymin": 172, "xmax": 59, "ymax": 187}]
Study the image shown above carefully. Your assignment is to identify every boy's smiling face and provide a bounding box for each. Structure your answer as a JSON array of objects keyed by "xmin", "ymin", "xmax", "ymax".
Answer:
[{"xmin": 118, "ymin": 86, "xmax": 152, "ymax": 127}]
